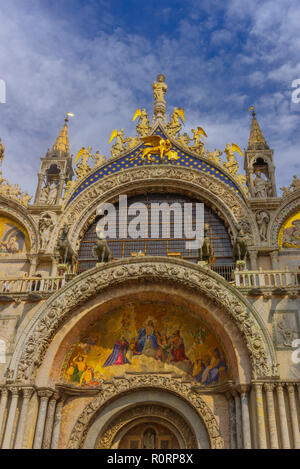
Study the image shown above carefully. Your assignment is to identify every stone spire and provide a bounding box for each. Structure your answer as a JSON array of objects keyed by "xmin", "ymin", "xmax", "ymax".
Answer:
[
  {"xmin": 247, "ymin": 110, "xmax": 269, "ymax": 151},
  {"xmin": 47, "ymin": 115, "xmax": 71, "ymax": 158}
]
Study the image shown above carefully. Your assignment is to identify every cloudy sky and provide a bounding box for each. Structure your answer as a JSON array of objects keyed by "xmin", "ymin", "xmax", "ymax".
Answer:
[{"xmin": 0, "ymin": 0, "xmax": 300, "ymax": 196}]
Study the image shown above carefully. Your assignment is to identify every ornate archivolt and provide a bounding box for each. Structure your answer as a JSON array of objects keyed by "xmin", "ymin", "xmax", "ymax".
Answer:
[
  {"xmin": 7, "ymin": 257, "xmax": 276, "ymax": 384},
  {"xmin": 51, "ymin": 165, "xmax": 259, "ymax": 253},
  {"xmin": 67, "ymin": 376, "xmax": 222, "ymax": 449},
  {"xmin": 97, "ymin": 404, "xmax": 197, "ymax": 449},
  {"xmin": 0, "ymin": 196, "xmax": 39, "ymax": 253},
  {"xmin": 270, "ymin": 191, "xmax": 300, "ymax": 247}
]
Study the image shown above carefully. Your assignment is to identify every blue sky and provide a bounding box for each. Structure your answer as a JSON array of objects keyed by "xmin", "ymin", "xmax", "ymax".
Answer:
[{"xmin": 0, "ymin": 0, "xmax": 300, "ymax": 195}]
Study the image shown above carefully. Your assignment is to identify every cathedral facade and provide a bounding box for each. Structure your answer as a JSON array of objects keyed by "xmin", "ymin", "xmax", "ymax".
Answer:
[{"xmin": 0, "ymin": 75, "xmax": 300, "ymax": 449}]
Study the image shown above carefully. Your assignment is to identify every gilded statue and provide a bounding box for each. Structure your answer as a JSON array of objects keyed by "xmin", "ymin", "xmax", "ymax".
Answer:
[
  {"xmin": 126, "ymin": 136, "xmax": 140, "ymax": 149},
  {"xmin": 166, "ymin": 107, "xmax": 185, "ymax": 137},
  {"xmin": 206, "ymin": 149, "xmax": 222, "ymax": 165},
  {"xmin": 109, "ymin": 129, "xmax": 128, "ymax": 157},
  {"xmin": 91, "ymin": 151, "xmax": 106, "ymax": 167},
  {"xmin": 133, "ymin": 108, "xmax": 150, "ymax": 137},
  {"xmin": 190, "ymin": 127, "xmax": 207, "ymax": 156},
  {"xmin": 153, "ymin": 74, "xmax": 167, "ymax": 103},
  {"xmin": 0, "ymin": 138, "xmax": 4, "ymax": 166},
  {"xmin": 74, "ymin": 147, "xmax": 92, "ymax": 178},
  {"xmin": 281, "ymin": 175, "xmax": 300, "ymax": 198},
  {"xmin": 223, "ymin": 143, "xmax": 243, "ymax": 176},
  {"xmin": 176, "ymin": 132, "xmax": 191, "ymax": 148},
  {"xmin": 130, "ymin": 136, "xmax": 179, "ymax": 165}
]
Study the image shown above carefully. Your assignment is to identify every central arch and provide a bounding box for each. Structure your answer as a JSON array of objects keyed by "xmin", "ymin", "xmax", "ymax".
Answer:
[{"xmin": 7, "ymin": 257, "xmax": 276, "ymax": 385}]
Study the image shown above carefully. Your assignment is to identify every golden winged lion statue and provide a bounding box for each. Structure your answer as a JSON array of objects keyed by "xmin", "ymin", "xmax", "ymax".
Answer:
[{"xmin": 130, "ymin": 136, "xmax": 179, "ymax": 165}]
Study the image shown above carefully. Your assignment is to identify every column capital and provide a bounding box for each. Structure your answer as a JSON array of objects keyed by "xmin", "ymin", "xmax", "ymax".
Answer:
[
  {"xmin": 238, "ymin": 384, "xmax": 250, "ymax": 394},
  {"xmin": 276, "ymin": 383, "xmax": 285, "ymax": 392},
  {"xmin": 0, "ymin": 387, "xmax": 9, "ymax": 397},
  {"xmin": 22, "ymin": 387, "xmax": 35, "ymax": 399},
  {"xmin": 286, "ymin": 384, "xmax": 295, "ymax": 394},
  {"xmin": 37, "ymin": 388, "xmax": 54, "ymax": 400},
  {"xmin": 50, "ymin": 392, "xmax": 60, "ymax": 403},
  {"xmin": 8, "ymin": 386, "xmax": 20, "ymax": 396},
  {"xmin": 264, "ymin": 382, "xmax": 276, "ymax": 392}
]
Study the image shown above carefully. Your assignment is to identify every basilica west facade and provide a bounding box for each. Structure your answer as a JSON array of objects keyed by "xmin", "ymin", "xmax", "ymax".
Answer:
[{"xmin": 0, "ymin": 75, "xmax": 299, "ymax": 449}]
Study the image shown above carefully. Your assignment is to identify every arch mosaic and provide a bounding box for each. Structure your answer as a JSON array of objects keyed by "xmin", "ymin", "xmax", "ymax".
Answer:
[
  {"xmin": 7, "ymin": 257, "xmax": 276, "ymax": 384},
  {"xmin": 270, "ymin": 192, "xmax": 300, "ymax": 246},
  {"xmin": 67, "ymin": 376, "xmax": 222, "ymax": 449},
  {"xmin": 54, "ymin": 165, "xmax": 259, "ymax": 253},
  {"xmin": 97, "ymin": 404, "xmax": 197, "ymax": 449},
  {"xmin": 0, "ymin": 198, "xmax": 38, "ymax": 253}
]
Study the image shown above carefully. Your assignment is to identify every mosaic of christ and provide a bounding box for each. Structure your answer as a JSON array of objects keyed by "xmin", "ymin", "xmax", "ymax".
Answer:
[{"xmin": 61, "ymin": 303, "xmax": 230, "ymax": 387}]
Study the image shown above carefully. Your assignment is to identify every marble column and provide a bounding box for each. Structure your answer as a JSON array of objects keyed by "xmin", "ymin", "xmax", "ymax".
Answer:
[
  {"xmin": 0, "ymin": 388, "xmax": 9, "ymax": 445},
  {"xmin": 232, "ymin": 390, "xmax": 242, "ymax": 449},
  {"xmin": 33, "ymin": 389, "xmax": 53, "ymax": 449},
  {"xmin": 276, "ymin": 384, "xmax": 290, "ymax": 448},
  {"xmin": 264, "ymin": 383, "xmax": 279, "ymax": 449},
  {"xmin": 2, "ymin": 387, "xmax": 19, "ymax": 449},
  {"xmin": 249, "ymin": 251, "xmax": 258, "ymax": 271},
  {"xmin": 226, "ymin": 391, "xmax": 237, "ymax": 449},
  {"xmin": 270, "ymin": 250, "xmax": 279, "ymax": 271},
  {"xmin": 254, "ymin": 383, "xmax": 267, "ymax": 448},
  {"xmin": 42, "ymin": 392, "xmax": 60, "ymax": 449},
  {"xmin": 51, "ymin": 397, "xmax": 65, "ymax": 449},
  {"xmin": 14, "ymin": 387, "xmax": 34, "ymax": 449},
  {"xmin": 34, "ymin": 173, "xmax": 44, "ymax": 204},
  {"xmin": 287, "ymin": 384, "xmax": 300, "ymax": 449},
  {"xmin": 239, "ymin": 385, "xmax": 252, "ymax": 449}
]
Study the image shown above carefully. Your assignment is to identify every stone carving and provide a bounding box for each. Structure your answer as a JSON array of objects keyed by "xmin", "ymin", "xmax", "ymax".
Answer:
[
  {"xmin": 39, "ymin": 213, "xmax": 55, "ymax": 251},
  {"xmin": 0, "ymin": 176, "xmax": 32, "ymax": 207},
  {"xmin": 9, "ymin": 258, "xmax": 273, "ymax": 385},
  {"xmin": 39, "ymin": 181, "xmax": 58, "ymax": 205},
  {"xmin": 281, "ymin": 175, "xmax": 300, "ymax": 198},
  {"xmin": 253, "ymin": 171, "xmax": 269, "ymax": 198},
  {"xmin": 256, "ymin": 211, "xmax": 270, "ymax": 242},
  {"xmin": 67, "ymin": 375, "xmax": 222, "ymax": 449}
]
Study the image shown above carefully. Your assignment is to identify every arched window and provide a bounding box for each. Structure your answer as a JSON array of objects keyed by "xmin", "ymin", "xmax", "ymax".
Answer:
[{"xmin": 78, "ymin": 194, "xmax": 233, "ymax": 279}]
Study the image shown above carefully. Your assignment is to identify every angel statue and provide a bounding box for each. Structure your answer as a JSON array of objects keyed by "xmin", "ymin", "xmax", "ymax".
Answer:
[
  {"xmin": 206, "ymin": 149, "xmax": 222, "ymax": 165},
  {"xmin": 73, "ymin": 147, "xmax": 92, "ymax": 179},
  {"xmin": 223, "ymin": 143, "xmax": 243, "ymax": 176},
  {"xmin": 0, "ymin": 138, "xmax": 4, "ymax": 166},
  {"xmin": 130, "ymin": 136, "xmax": 179, "ymax": 165},
  {"xmin": 133, "ymin": 108, "xmax": 150, "ymax": 137},
  {"xmin": 153, "ymin": 74, "xmax": 167, "ymax": 103},
  {"xmin": 109, "ymin": 129, "xmax": 128, "ymax": 158},
  {"xmin": 176, "ymin": 132, "xmax": 191, "ymax": 148},
  {"xmin": 166, "ymin": 107, "xmax": 185, "ymax": 137},
  {"xmin": 91, "ymin": 151, "xmax": 106, "ymax": 167},
  {"xmin": 190, "ymin": 127, "xmax": 207, "ymax": 156}
]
